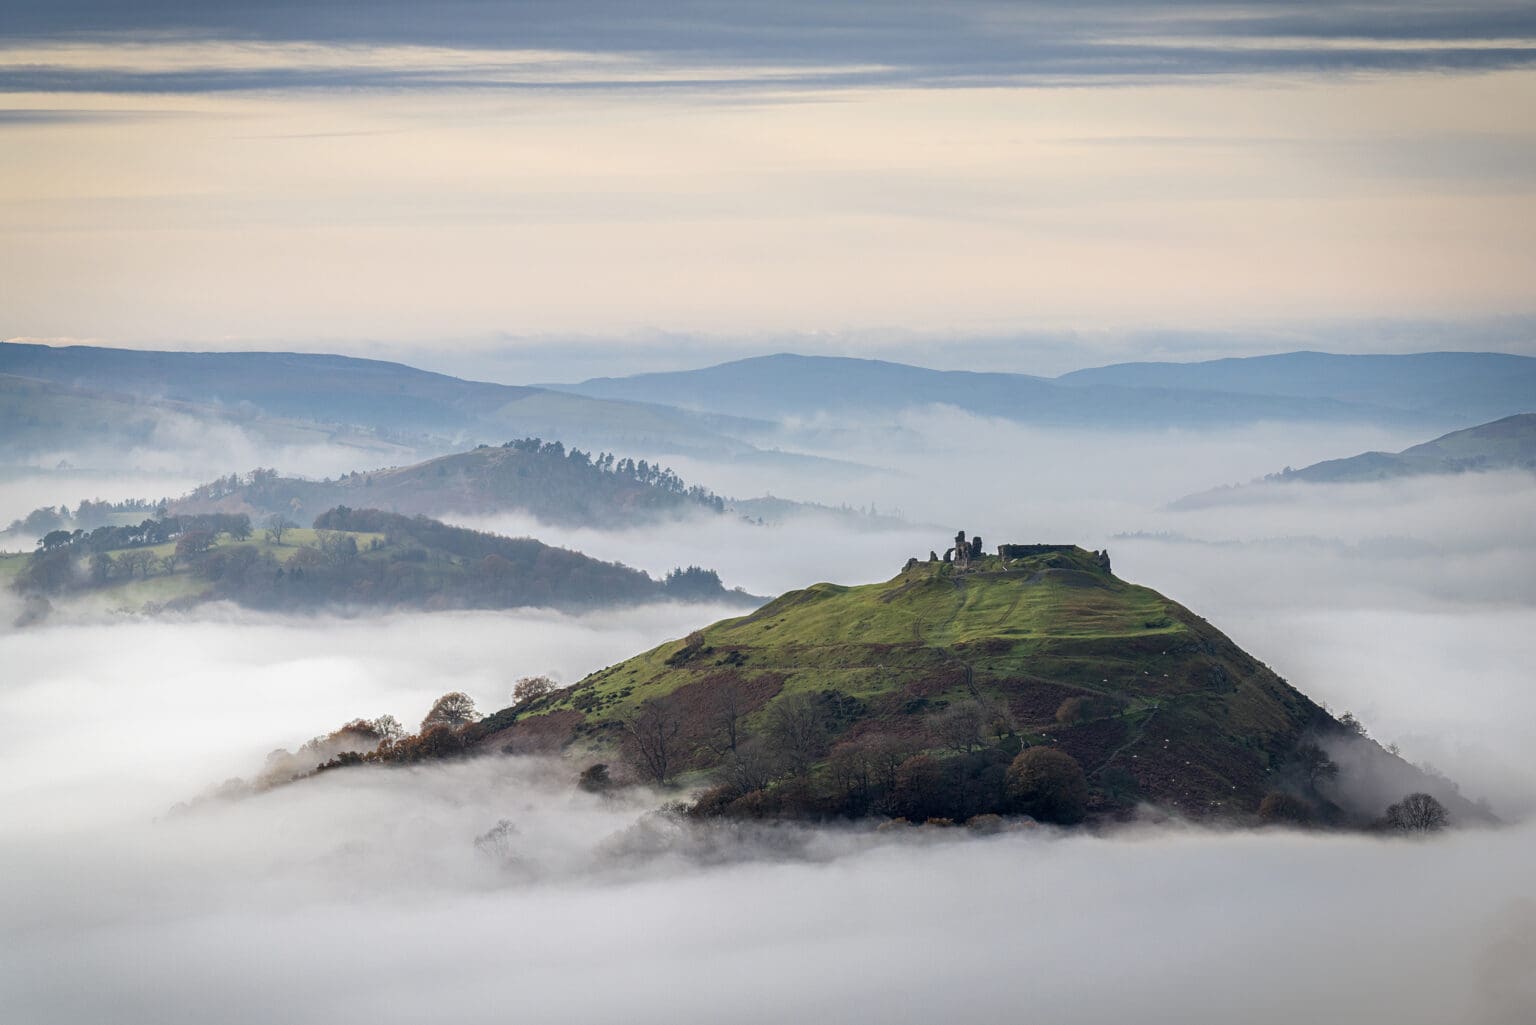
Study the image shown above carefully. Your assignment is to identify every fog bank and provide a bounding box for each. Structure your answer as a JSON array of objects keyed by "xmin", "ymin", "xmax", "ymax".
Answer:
[{"xmin": 3, "ymin": 609, "xmax": 1534, "ymax": 1023}]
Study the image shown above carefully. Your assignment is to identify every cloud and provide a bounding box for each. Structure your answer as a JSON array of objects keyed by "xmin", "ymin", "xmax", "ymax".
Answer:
[
  {"xmin": 1, "ymin": 608, "xmax": 1533, "ymax": 1024},
  {"xmin": 4, "ymin": 404, "xmax": 1536, "ymax": 1021},
  {"xmin": 3, "ymin": 2, "xmax": 1535, "ymax": 94}
]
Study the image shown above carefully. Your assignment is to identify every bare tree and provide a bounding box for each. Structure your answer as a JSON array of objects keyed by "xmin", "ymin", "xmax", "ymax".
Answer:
[
  {"xmin": 624, "ymin": 698, "xmax": 682, "ymax": 786},
  {"xmin": 828, "ymin": 739, "xmax": 875, "ymax": 805},
  {"xmin": 420, "ymin": 691, "xmax": 480, "ymax": 732},
  {"xmin": 708, "ymin": 681, "xmax": 746, "ymax": 756},
  {"xmin": 512, "ymin": 675, "xmax": 555, "ymax": 705},
  {"xmin": 721, "ymin": 736, "xmax": 778, "ymax": 795},
  {"xmin": 767, "ymin": 691, "xmax": 827, "ymax": 777},
  {"xmin": 931, "ymin": 700, "xmax": 987, "ymax": 754},
  {"xmin": 264, "ymin": 514, "xmax": 296, "ymax": 545},
  {"xmin": 1385, "ymin": 792, "xmax": 1448, "ymax": 833}
]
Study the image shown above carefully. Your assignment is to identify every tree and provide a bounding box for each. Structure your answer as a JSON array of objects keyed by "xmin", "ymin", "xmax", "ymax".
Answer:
[
  {"xmin": 175, "ymin": 530, "xmax": 216, "ymax": 557},
  {"xmin": 931, "ymin": 700, "xmax": 987, "ymax": 754},
  {"xmin": 512, "ymin": 675, "xmax": 555, "ymax": 705},
  {"xmin": 316, "ymin": 530, "xmax": 358, "ymax": 563},
  {"xmin": 578, "ymin": 763, "xmax": 613, "ymax": 793},
  {"xmin": 1385, "ymin": 792, "xmax": 1448, "ymax": 833},
  {"xmin": 1296, "ymin": 742, "xmax": 1339, "ymax": 790},
  {"xmin": 892, "ymin": 753, "xmax": 949, "ymax": 821},
  {"xmin": 420, "ymin": 691, "xmax": 480, "ymax": 731},
  {"xmin": 624, "ymin": 698, "xmax": 681, "ymax": 786},
  {"xmin": 707, "ymin": 681, "xmax": 746, "ymax": 756},
  {"xmin": 228, "ymin": 514, "xmax": 253, "ymax": 541},
  {"xmin": 1258, "ymin": 791, "xmax": 1313, "ymax": 825},
  {"xmin": 1005, "ymin": 747, "xmax": 1089, "ymax": 824},
  {"xmin": 766, "ymin": 691, "xmax": 827, "ymax": 777},
  {"xmin": 264, "ymin": 514, "xmax": 295, "ymax": 545}
]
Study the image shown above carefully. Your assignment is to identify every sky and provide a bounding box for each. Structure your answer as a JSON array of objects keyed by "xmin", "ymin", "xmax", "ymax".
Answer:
[{"xmin": 2, "ymin": 1, "xmax": 1534, "ymax": 374}]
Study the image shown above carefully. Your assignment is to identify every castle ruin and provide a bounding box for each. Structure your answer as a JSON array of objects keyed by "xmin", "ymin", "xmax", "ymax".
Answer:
[{"xmin": 917, "ymin": 532, "xmax": 1111, "ymax": 574}]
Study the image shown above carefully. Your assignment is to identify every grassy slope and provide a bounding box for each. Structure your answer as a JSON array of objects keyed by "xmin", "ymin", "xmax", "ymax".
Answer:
[
  {"xmin": 7, "ymin": 529, "xmax": 384, "ymax": 613},
  {"xmin": 1291, "ymin": 412, "xmax": 1536, "ymax": 483},
  {"xmin": 489, "ymin": 548, "xmax": 1332, "ymax": 818}
]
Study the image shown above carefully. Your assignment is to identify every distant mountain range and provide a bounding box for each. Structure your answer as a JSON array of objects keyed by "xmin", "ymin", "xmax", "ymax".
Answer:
[
  {"xmin": 0, "ymin": 342, "xmax": 767, "ymax": 459},
  {"xmin": 556, "ymin": 351, "xmax": 1536, "ymax": 429},
  {"xmin": 1172, "ymin": 413, "xmax": 1536, "ymax": 507},
  {"xmin": 7, "ymin": 344, "xmax": 1535, "ymax": 472},
  {"xmin": 0, "ymin": 371, "xmax": 414, "ymax": 465}
]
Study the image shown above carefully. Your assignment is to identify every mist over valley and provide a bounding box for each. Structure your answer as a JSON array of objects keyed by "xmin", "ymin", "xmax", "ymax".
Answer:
[{"xmin": 6, "ymin": 2, "xmax": 1536, "ymax": 1017}]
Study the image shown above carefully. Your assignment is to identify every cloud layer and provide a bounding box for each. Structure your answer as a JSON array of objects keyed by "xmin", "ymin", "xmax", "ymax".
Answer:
[{"xmin": 2, "ymin": 609, "xmax": 1535, "ymax": 1024}]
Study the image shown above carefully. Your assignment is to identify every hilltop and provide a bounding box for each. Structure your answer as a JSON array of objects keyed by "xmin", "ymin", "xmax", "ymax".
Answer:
[
  {"xmin": 428, "ymin": 537, "xmax": 1478, "ymax": 828},
  {"xmin": 3, "ymin": 507, "xmax": 758, "ymax": 620},
  {"xmin": 1173, "ymin": 413, "xmax": 1536, "ymax": 507}
]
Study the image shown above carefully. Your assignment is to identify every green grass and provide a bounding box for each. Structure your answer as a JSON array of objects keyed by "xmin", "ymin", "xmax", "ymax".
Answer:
[
  {"xmin": 498, "ymin": 546, "xmax": 1333, "ymax": 819},
  {"xmin": 5, "ymin": 529, "xmax": 387, "ymax": 612}
]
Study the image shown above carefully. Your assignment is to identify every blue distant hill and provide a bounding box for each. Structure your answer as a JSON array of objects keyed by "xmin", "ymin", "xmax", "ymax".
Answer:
[
  {"xmin": 0, "ymin": 342, "xmax": 768, "ymax": 458},
  {"xmin": 554, "ymin": 350, "xmax": 1536, "ymax": 429}
]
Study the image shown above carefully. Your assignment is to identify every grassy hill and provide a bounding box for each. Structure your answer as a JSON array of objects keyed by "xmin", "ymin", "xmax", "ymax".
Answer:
[
  {"xmin": 5, "ymin": 508, "xmax": 757, "ymax": 618},
  {"xmin": 463, "ymin": 544, "xmax": 1479, "ymax": 827}
]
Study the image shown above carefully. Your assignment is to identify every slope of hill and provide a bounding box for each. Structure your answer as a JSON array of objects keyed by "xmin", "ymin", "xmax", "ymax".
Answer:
[
  {"xmin": 3, "ymin": 507, "xmax": 759, "ymax": 618},
  {"xmin": 1057, "ymin": 350, "xmax": 1536, "ymax": 424},
  {"xmin": 458, "ymin": 542, "xmax": 1476, "ymax": 827},
  {"xmin": 168, "ymin": 438, "xmax": 729, "ymax": 529},
  {"xmin": 0, "ymin": 342, "xmax": 767, "ymax": 457},
  {"xmin": 551, "ymin": 353, "xmax": 1466, "ymax": 428},
  {"xmin": 0, "ymin": 372, "xmax": 412, "ymax": 464},
  {"xmin": 1275, "ymin": 413, "xmax": 1536, "ymax": 483},
  {"xmin": 1171, "ymin": 413, "xmax": 1536, "ymax": 507}
]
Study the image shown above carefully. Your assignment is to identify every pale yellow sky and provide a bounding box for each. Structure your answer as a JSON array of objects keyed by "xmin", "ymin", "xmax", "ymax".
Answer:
[{"xmin": 2, "ymin": 51, "xmax": 1533, "ymax": 348}]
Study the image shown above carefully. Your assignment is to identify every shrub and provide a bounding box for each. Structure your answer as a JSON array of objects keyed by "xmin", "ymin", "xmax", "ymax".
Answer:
[
  {"xmin": 1005, "ymin": 747, "xmax": 1089, "ymax": 824},
  {"xmin": 578, "ymin": 763, "xmax": 613, "ymax": 793},
  {"xmin": 1257, "ymin": 791, "xmax": 1313, "ymax": 825}
]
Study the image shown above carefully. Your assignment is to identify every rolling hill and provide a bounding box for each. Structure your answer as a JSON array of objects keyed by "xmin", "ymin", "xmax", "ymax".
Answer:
[
  {"xmin": 1171, "ymin": 413, "xmax": 1536, "ymax": 507},
  {"xmin": 451, "ymin": 541, "xmax": 1478, "ymax": 827},
  {"xmin": 552, "ymin": 352, "xmax": 1528, "ymax": 428},
  {"xmin": 167, "ymin": 438, "xmax": 730, "ymax": 529},
  {"xmin": 1269, "ymin": 413, "xmax": 1536, "ymax": 483},
  {"xmin": 3, "ymin": 507, "xmax": 759, "ymax": 619},
  {"xmin": 0, "ymin": 372, "xmax": 413, "ymax": 464},
  {"xmin": 1057, "ymin": 350, "xmax": 1536, "ymax": 424},
  {"xmin": 0, "ymin": 341, "xmax": 768, "ymax": 458}
]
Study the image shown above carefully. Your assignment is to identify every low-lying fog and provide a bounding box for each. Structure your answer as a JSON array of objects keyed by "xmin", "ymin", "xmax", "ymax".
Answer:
[
  {"xmin": 5, "ymin": 408, "xmax": 1535, "ymax": 1022},
  {"xmin": 2, "ymin": 605, "xmax": 1534, "ymax": 1024}
]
